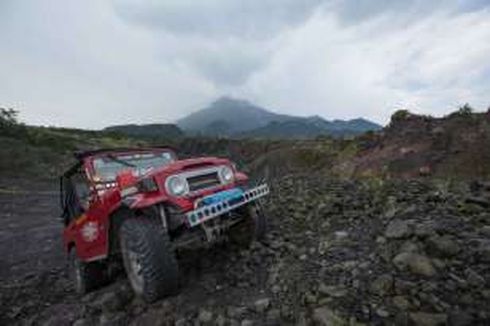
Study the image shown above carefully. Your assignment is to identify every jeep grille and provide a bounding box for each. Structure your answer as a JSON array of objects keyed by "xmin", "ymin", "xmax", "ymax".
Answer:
[{"xmin": 187, "ymin": 172, "xmax": 221, "ymax": 192}]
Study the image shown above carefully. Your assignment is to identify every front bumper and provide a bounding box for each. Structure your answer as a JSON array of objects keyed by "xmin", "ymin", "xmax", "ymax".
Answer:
[{"xmin": 186, "ymin": 184, "xmax": 269, "ymax": 227}]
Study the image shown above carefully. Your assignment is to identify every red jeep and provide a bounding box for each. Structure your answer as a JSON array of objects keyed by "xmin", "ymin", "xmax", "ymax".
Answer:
[{"xmin": 60, "ymin": 147, "xmax": 268, "ymax": 302}]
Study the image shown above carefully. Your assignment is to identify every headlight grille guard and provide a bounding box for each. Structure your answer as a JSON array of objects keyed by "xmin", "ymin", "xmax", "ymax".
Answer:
[
  {"xmin": 165, "ymin": 165, "xmax": 234, "ymax": 196},
  {"xmin": 186, "ymin": 184, "xmax": 269, "ymax": 227}
]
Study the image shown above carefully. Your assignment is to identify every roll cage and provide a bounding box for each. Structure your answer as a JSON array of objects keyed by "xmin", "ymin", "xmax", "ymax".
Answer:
[
  {"xmin": 59, "ymin": 162, "xmax": 88, "ymax": 226},
  {"xmin": 59, "ymin": 147, "xmax": 177, "ymax": 225}
]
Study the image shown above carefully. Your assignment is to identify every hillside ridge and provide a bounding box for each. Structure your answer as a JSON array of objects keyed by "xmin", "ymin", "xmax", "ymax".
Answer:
[{"xmin": 176, "ymin": 96, "xmax": 382, "ymax": 137}]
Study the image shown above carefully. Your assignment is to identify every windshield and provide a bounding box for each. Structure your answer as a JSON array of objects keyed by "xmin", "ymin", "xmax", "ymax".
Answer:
[{"xmin": 92, "ymin": 151, "xmax": 175, "ymax": 181}]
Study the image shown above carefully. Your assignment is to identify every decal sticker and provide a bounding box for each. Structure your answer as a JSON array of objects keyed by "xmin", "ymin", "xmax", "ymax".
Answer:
[{"xmin": 81, "ymin": 221, "xmax": 99, "ymax": 242}]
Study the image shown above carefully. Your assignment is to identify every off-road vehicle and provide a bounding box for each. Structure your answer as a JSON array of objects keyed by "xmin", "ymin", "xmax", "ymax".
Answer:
[{"xmin": 60, "ymin": 147, "xmax": 269, "ymax": 302}]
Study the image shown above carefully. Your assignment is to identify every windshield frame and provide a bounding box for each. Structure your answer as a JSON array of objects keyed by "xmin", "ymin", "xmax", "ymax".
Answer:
[{"xmin": 85, "ymin": 148, "xmax": 177, "ymax": 183}]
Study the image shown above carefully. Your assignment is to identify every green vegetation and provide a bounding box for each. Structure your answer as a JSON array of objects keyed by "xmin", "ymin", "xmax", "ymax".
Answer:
[
  {"xmin": 0, "ymin": 108, "xmax": 21, "ymax": 128},
  {"xmin": 1, "ymin": 105, "xmax": 490, "ymax": 181},
  {"xmin": 104, "ymin": 124, "xmax": 184, "ymax": 139},
  {"xmin": 447, "ymin": 103, "xmax": 478, "ymax": 121},
  {"xmin": 0, "ymin": 108, "xmax": 146, "ymax": 179},
  {"xmin": 457, "ymin": 103, "xmax": 473, "ymax": 116},
  {"xmin": 390, "ymin": 109, "xmax": 411, "ymax": 123}
]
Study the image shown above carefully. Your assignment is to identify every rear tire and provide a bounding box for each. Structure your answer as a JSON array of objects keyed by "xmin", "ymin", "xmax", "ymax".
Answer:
[
  {"xmin": 69, "ymin": 250, "xmax": 105, "ymax": 294},
  {"xmin": 119, "ymin": 218, "xmax": 179, "ymax": 303},
  {"xmin": 229, "ymin": 202, "xmax": 267, "ymax": 247}
]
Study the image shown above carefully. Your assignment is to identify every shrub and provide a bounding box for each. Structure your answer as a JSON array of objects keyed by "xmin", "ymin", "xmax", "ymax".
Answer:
[
  {"xmin": 447, "ymin": 103, "xmax": 477, "ymax": 121},
  {"xmin": 457, "ymin": 103, "xmax": 473, "ymax": 116},
  {"xmin": 0, "ymin": 108, "xmax": 27, "ymax": 137},
  {"xmin": 390, "ymin": 110, "xmax": 411, "ymax": 124},
  {"xmin": 0, "ymin": 108, "xmax": 19, "ymax": 126}
]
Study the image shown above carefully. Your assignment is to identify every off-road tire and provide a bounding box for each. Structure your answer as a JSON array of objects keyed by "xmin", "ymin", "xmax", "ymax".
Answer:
[
  {"xmin": 69, "ymin": 250, "xmax": 105, "ymax": 294},
  {"xmin": 229, "ymin": 202, "xmax": 267, "ymax": 247},
  {"xmin": 119, "ymin": 218, "xmax": 179, "ymax": 303}
]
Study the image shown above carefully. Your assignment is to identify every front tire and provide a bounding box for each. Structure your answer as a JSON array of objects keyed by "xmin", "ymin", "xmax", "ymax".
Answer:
[
  {"xmin": 69, "ymin": 250, "xmax": 105, "ymax": 294},
  {"xmin": 229, "ymin": 202, "xmax": 267, "ymax": 247},
  {"xmin": 119, "ymin": 218, "xmax": 179, "ymax": 303}
]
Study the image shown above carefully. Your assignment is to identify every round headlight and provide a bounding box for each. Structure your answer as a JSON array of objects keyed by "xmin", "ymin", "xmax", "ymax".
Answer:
[
  {"xmin": 166, "ymin": 175, "xmax": 188, "ymax": 196},
  {"xmin": 220, "ymin": 166, "xmax": 234, "ymax": 183}
]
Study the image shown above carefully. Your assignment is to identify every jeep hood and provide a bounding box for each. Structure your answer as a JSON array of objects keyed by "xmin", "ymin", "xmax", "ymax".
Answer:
[{"xmin": 147, "ymin": 157, "xmax": 230, "ymax": 177}]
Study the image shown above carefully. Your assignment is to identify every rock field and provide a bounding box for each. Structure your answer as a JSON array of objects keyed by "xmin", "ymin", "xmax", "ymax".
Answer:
[{"xmin": 1, "ymin": 175, "xmax": 490, "ymax": 325}]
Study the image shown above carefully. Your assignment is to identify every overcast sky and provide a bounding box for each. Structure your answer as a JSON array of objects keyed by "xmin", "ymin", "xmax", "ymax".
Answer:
[{"xmin": 1, "ymin": 0, "xmax": 489, "ymax": 129}]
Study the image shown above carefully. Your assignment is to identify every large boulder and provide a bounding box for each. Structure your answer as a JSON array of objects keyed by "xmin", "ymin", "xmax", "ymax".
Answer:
[
  {"xmin": 318, "ymin": 284, "xmax": 348, "ymax": 298},
  {"xmin": 477, "ymin": 241, "xmax": 490, "ymax": 262},
  {"xmin": 198, "ymin": 309, "xmax": 214, "ymax": 324},
  {"xmin": 393, "ymin": 252, "xmax": 436, "ymax": 277},
  {"xmin": 370, "ymin": 274, "xmax": 394, "ymax": 296},
  {"xmin": 385, "ymin": 220, "xmax": 412, "ymax": 239},
  {"xmin": 313, "ymin": 307, "xmax": 347, "ymax": 326},
  {"xmin": 253, "ymin": 298, "xmax": 271, "ymax": 313},
  {"xmin": 426, "ymin": 235, "xmax": 460, "ymax": 258},
  {"xmin": 409, "ymin": 312, "xmax": 447, "ymax": 326}
]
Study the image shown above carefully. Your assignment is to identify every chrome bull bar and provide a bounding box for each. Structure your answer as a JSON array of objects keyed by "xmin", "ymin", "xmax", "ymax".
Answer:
[{"xmin": 186, "ymin": 184, "xmax": 269, "ymax": 227}]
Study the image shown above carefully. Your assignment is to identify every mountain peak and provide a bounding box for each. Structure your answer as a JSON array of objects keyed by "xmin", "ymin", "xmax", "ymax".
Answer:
[
  {"xmin": 177, "ymin": 97, "xmax": 382, "ymax": 137},
  {"xmin": 212, "ymin": 96, "xmax": 250, "ymax": 107},
  {"xmin": 177, "ymin": 97, "xmax": 292, "ymax": 134}
]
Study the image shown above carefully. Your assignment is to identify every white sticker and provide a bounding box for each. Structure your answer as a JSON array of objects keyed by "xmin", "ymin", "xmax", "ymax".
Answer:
[{"xmin": 81, "ymin": 221, "xmax": 99, "ymax": 242}]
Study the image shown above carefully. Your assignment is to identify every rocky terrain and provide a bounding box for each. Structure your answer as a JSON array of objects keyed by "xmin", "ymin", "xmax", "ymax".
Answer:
[
  {"xmin": 1, "ymin": 175, "xmax": 489, "ymax": 325},
  {"xmin": 1, "ymin": 108, "xmax": 490, "ymax": 325},
  {"xmin": 349, "ymin": 109, "xmax": 490, "ymax": 178}
]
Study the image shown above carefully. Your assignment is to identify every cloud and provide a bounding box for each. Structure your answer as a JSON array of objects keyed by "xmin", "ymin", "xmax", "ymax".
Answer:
[
  {"xmin": 151, "ymin": 33, "xmax": 275, "ymax": 86},
  {"xmin": 113, "ymin": 0, "xmax": 324, "ymax": 85},
  {"xmin": 113, "ymin": 0, "xmax": 323, "ymax": 39},
  {"xmin": 240, "ymin": 3, "xmax": 490, "ymax": 123},
  {"xmin": 0, "ymin": 0, "xmax": 218, "ymax": 128},
  {"xmin": 0, "ymin": 0, "xmax": 489, "ymax": 128}
]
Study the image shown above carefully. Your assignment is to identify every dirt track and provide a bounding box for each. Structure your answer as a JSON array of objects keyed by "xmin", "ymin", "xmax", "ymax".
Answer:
[{"xmin": 0, "ymin": 181, "xmax": 76, "ymax": 324}]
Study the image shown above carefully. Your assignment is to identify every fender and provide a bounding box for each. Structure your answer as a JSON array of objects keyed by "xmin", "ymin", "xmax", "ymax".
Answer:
[{"xmin": 63, "ymin": 190, "xmax": 123, "ymax": 261}]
